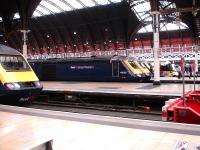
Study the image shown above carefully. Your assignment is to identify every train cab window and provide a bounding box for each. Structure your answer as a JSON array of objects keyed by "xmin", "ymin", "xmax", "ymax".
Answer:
[
  {"xmin": 129, "ymin": 62, "xmax": 139, "ymax": 69},
  {"xmin": 112, "ymin": 62, "xmax": 119, "ymax": 77},
  {"xmin": 0, "ymin": 55, "xmax": 31, "ymax": 71},
  {"xmin": 139, "ymin": 62, "xmax": 146, "ymax": 69}
]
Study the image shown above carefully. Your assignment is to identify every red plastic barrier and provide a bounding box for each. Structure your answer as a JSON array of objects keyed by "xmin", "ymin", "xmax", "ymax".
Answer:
[
  {"xmin": 174, "ymin": 106, "xmax": 200, "ymax": 124},
  {"xmin": 163, "ymin": 91, "xmax": 200, "ymax": 124}
]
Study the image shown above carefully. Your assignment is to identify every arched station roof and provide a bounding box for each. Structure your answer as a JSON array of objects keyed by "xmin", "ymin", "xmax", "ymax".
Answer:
[{"xmin": 0, "ymin": 0, "xmax": 199, "ymax": 52}]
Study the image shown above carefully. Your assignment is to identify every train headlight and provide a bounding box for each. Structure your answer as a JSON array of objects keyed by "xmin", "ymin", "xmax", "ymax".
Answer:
[
  {"xmin": 34, "ymin": 81, "xmax": 42, "ymax": 88},
  {"xmin": 5, "ymin": 83, "xmax": 21, "ymax": 90},
  {"xmin": 13, "ymin": 83, "xmax": 21, "ymax": 89},
  {"xmin": 145, "ymin": 73, "xmax": 150, "ymax": 76},
  {"xmin": 5, "ymin": 83, "xmax": 15, "ymax": 90}
]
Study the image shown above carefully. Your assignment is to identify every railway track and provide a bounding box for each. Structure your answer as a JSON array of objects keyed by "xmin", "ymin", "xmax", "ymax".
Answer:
[{"xmin": 30, "ymin": 95, "xmax": 163, "ymax": 121}]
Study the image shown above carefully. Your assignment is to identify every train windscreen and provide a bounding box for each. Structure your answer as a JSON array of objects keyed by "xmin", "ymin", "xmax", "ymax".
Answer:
[
  {"xmin": 0, "ymin": 55, "xmax": 31, "ymax": 71},
  {"xmin": 129, "ymin": 62, "xmax": 139, "ymax": 69},
  {"xmin": 138, "ymin": 62, "xmax": 147, "ymax": 69}
]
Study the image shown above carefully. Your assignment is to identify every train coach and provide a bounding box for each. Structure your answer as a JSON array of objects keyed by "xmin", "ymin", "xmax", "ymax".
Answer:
[
  {"xmin": 29, "ymin": 56, "xmax": 151, "ymax": 82},
  {"xmin": 0, "ymin": 44, "xmax": 42, "ymax": 102}
]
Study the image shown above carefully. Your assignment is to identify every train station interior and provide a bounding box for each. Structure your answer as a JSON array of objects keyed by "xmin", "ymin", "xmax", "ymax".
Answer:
[{"xmin": 0, "ymin": 0, "xmax": 200, "ymax": 149}]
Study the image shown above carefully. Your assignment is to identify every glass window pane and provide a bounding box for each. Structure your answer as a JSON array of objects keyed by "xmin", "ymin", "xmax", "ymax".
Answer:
[
  {"xmin": 79, "ymin": 0, "xmax": 95, "ymax": 7},
  {"xmin": 66, "ymin": 0, "xmax": 83, "ymax": 9},
  {"xmin": 40, "ymin": 1, "xmax": 61, "ymax": 13},
  {"xmin": 0, "ymin": 55, "xmax": 30, "ymax": 71}
]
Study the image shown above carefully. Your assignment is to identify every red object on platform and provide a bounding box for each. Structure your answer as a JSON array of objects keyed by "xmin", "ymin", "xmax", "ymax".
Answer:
[{"xmin": 165, "ymin": 91, "xmax": 200, "ymax": 124}]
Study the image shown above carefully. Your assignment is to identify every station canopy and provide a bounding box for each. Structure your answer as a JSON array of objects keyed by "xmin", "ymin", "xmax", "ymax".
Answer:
[
  {"xmin": 0, "ymin": 0, "xmax": 196, "ymax": 34},
  {"xmin": 31, "ymin": 0, "xmax": 189, "ymax": 33},
  {"xmin": 130, "ymin": 0, "xmax": 188, "ymax": 33},
  {"xmin": 32, "ymin": 0, "xmax": 122, "ymax": 17}
]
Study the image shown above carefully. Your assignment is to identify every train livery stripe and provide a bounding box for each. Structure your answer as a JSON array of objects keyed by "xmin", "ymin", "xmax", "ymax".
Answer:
[
  {"xmin": 123, "ymin": 60, "xmax": 139, "ymax": 74},
  {"xmin": 1, "ymin": 72, "xmax": 39, "ymax": 83}
]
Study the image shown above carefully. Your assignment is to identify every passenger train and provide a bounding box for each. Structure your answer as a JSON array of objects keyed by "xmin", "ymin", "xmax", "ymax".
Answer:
[
  {"xmin": 29, "ymin": 56, "xmax": 151, "ymax": 82},
  {"xmin": 0, "ymin": 44, "xmax": 42, "ymax": 102}
]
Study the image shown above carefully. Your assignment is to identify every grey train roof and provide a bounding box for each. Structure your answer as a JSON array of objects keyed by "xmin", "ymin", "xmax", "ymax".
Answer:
[{"xmin": 0, "ymin": 44, "xmax": 21, "ymax": 56}]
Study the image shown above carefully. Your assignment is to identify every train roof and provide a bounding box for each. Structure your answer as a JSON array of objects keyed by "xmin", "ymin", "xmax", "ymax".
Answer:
[
  {"xmin": 0, "ymin": 44, "xmax": 21, "ymax": 56},
  {"xmin": 29, "ymin": 55, "xmax": 129, "ymax": 63}
]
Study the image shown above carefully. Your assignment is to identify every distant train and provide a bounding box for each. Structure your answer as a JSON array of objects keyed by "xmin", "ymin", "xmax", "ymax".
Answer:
[
  {"xmin": 29, "ymin": 56, "xmax": 151, "ymax": 82},
  {"xmin": 160, "ymin": 61, "xmax": 178, "ymax": 77},
  {"xmin": 149, "ymin": 61, "xmax": 178, "ymax": 77},
  {"xmin": 0, "ymin": 44, "xmax": 42, "ymax": 102}
]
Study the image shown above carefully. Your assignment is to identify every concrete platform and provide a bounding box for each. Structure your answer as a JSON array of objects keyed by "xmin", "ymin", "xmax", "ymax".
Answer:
[
  {"xmin": 41, "ymin": 78, "xmax": 200, "ymax": 98},
  {"xmin": 0, "ymin": 105, "xmax": 199, "ymax": 150}
]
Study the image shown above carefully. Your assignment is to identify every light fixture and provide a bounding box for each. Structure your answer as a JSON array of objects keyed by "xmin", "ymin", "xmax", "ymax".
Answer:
[
  {"xmin": 135, "ymin": 38, "xmax": 137, "ymax": 40},
  {"xmin": 73, "ymin": 32, "xmax": 77, "ymax": 35},
  {"xmin": 4, "ymin": 40, "xmax": 7, "ymax": 43},
  {"xmin": 109, "ymin": 40, "xmax": 112, "ymax": 43},
  {"xmin": 47, "ymin": 34, "xmax": 50, "ymax": 38}
]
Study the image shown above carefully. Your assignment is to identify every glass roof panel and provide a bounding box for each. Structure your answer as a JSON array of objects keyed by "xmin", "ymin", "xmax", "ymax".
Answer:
[
  {"xmin": 110, "ymin": 0, "xmax": 122, "ymax": 2},
  {"xmin": 96, "ymin": 0, "xmax": 110, "ymax": 5},
  {"xmin": 33, "ymin": 11, "xmax": 42, "ymax": 17},
  {"xmin": 134, "ymin": 0, "xmax": 189, "ymax": 33},
  {"xmin": 131, "ymin": 1, "xmax": 150, "ymax": 22},
  {"xmin": 33, "ymin": 0, "xmax": 122, "ymax": 17},
  {"xmin": 40, "ymin": 1, "xmax": 61, "ymax": 13},
  {"xmin": 52, "ymin": 0, "xmax": 72, "ymax": 11},
  {"xmin": 67, "ymin": 0, "xmax": 83, "ymax": 9},
  {"xmin": 37, "ymin": 6, "xmax": 51, "ymax": 15},
  {"xmin": 79, "ymin": 0, "xmax": 96, "ymax": 7},
  {"xmin": 138, "ymin": 22, "xmax": 188, "ymax": 33}
]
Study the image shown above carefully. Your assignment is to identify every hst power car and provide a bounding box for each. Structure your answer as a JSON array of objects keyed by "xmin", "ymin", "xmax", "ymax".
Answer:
[
  {"xmin": 128, "ymin": 58, "xmax": 151, "ymax": 81},
  {"xmin": 29, "ymin": 56, "xmax": 151, "ymax": 82},
  {"xmin": 0, "ymin": 44, "xmax": 42, "ymax": 102}
]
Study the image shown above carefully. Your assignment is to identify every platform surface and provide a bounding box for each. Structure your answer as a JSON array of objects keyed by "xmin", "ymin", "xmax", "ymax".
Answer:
[
  {"xmin": 41, "ymin": 78, "xmax": 200, "ymax": 97},
  {"xmin": 0, "ymin": 106, "xmax": 200, "ymax": 150}
]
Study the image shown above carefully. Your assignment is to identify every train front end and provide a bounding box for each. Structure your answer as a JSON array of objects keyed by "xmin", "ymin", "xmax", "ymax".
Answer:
[{"xmin": 0, "ymin": 54, "xmax": 42, "ymax": 102}]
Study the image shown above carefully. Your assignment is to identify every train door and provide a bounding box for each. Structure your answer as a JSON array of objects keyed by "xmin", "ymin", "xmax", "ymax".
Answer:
[{"xmin": 112, "ymin": 62, "xmax": 119, "ymax": 77}]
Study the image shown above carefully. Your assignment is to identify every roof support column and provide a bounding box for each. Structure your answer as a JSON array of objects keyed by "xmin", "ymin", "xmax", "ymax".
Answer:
[
  {"xmin": 21, "ymin": 30, "xmax": 30, "ymax": 59},
  {"xmin": 150, "ymin": 0, "xmax": 160, "ymax": 85},
  {"xmin": 152, "ymin": 11, "xmax": 160, "ymax": 85}
]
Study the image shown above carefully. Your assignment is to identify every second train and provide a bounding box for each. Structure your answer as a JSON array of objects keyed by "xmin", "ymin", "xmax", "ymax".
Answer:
[{"xmin": 29, "ymin": 56, "xmax": 152, "ymax": 82}]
